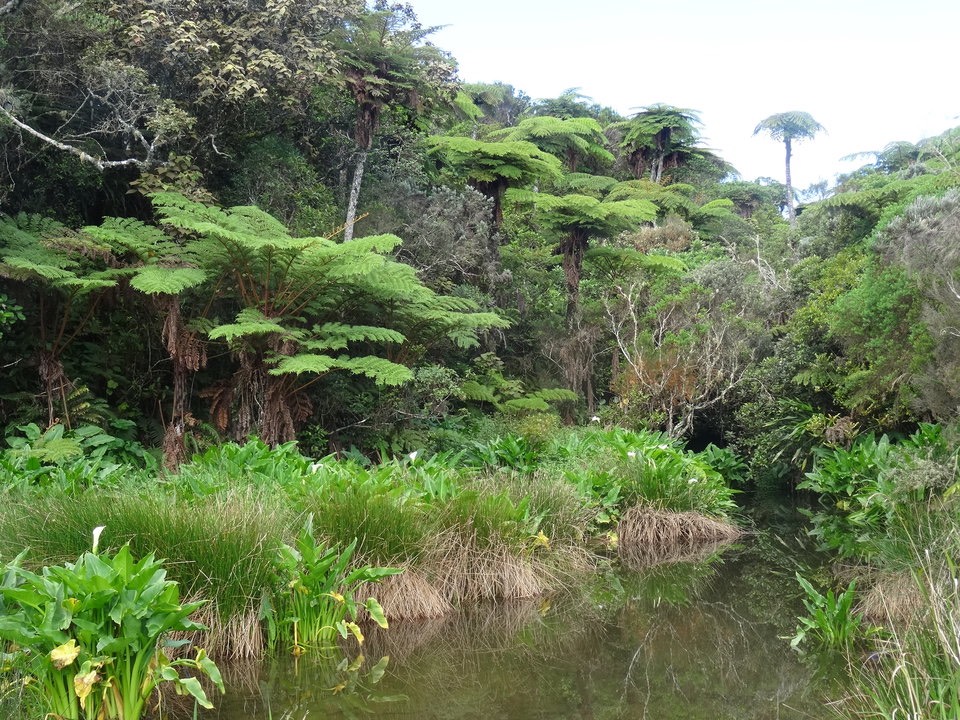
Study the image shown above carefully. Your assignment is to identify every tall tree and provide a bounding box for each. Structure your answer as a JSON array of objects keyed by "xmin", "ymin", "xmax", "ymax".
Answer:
[
  {"xmin": 150, "ymin": 192, "xmax": 506, "ymax": 447},
  {"xmin": 424, "ymin": 135, "xmax": 562, "ymax": 231},
  {"xmin": 754, "ymin": 111, "xmax": 824, "ymax": 225},
  {"xmin": 338, "ymin": 1, "xmax": 456, "ymax": 241},
  {"xmin": 615, "ymin": 105, "xmax": 702, "ymax": 184},
  {"xmin": 505, "ymin": 189, "xmax": 656, "ymax": 328}
]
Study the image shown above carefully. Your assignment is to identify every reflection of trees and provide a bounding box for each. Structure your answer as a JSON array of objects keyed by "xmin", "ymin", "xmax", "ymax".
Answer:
[
  {"xmin": 618, "ymin": 600, "xmax": 817, "ymax": 720},
  {"xmin": 207, "ymin": 537, "xmax": 826, "ymax": 720}
]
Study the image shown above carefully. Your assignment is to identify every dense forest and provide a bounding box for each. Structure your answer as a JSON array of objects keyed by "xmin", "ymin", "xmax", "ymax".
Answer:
[{"xmin": 1, "ymin": 2, "xmax": 959, "ymax": 719}]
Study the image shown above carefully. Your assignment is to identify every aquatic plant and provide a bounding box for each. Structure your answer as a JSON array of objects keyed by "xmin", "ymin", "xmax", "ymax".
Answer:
[
  {"xmin": 268, "ymin": 516, "xmax": 400, "ymax": 655},
  {"xmin": 0, "ymin": 536, "xmax": 223, "ymax": 720},
  {"xmin": 790, "ymin": 572, "xmax": 873, "ymax": 651}
]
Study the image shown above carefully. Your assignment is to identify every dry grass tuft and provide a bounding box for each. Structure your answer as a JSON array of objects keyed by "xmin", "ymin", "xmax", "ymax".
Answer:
[
  {"xmin": 617, "ymin": 505, "xmax": 741, "ymax": 566},
  {"xmin": 856, "ymin": 568, "xmax": 925, "ymax": 624},
  {"xmin": 172, "ymin": 604, "xmax": 265, "ymax": 661},
  {"xmin": 426, "ymin": 531, "xmax": 548, "ymax": 603},
  {"xmin": 355, "ymin": 567, "xmax": 452, "ymax": 620}
]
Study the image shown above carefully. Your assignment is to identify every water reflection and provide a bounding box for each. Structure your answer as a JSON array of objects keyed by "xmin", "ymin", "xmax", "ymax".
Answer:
[{"xmin": 207, "ymin": 530, "xmax": 834, "ymax": 719}]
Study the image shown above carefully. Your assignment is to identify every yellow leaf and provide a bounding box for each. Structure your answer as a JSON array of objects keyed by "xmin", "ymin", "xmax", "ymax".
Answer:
[
  {"xmin": 50, "ymin": 639, "xmax": 80, "ymax": 669},
  {"xmin": 344, "ymin": 621, "xmax": 364, "ymax": 645},
  {"xmin": 606, "ymin": 531, "xmax": 618, "ymax": 550},
  {"xmin": 330, "ymin": 682, "xmax": 347, "ymax": 694},
  {"xmin": 326, "ymin": 591, "xmax": 345, "ymax": 603},
  {"xmin": 348, "ymin": 654, "xmax": 364, "ymax": 672},
  {"xmin": 74, "ymin": 670, "xmax": 99, "ymax": 707}
]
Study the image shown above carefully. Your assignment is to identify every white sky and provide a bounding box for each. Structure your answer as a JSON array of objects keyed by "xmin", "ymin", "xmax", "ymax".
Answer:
[{"xmin": 410, "ymin": 0, "xmax": 959, "ymax": 189}]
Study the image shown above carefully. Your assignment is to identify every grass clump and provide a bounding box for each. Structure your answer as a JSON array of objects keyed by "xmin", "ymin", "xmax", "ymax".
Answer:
[
  {"xmin": 843, "ymin": 511, "xmax": 960, "ymax": 719},
  {"xmin": 0, "ymin": 483, "xmax": 294, "ymax": 659}
]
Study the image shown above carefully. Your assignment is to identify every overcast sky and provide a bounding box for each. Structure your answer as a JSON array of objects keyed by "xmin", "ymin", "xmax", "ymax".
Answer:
[{"xmin": 409, "ymin": 0, "xmax": 959, "ymax": 190}]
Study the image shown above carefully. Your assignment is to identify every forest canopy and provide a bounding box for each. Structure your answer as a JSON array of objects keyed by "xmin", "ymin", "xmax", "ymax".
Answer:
[{"xmin": 2, "ymin": 0, "xmax": 960, "ymax": 477}]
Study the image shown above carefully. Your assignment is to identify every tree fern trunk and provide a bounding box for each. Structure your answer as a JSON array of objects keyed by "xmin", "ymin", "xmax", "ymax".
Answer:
[
  {"xmin": 160, "ymin": 296, "xmax": 206, "ymax": 470},
  {"xmin": 343, "ymin": 150, "xmax": 367, "ymax": 242},
  {"xmin": 785, "ymin": 138, "xmax": 795, "ymax": 225},
  {"xmin": 562, "ymin": 230, "xmax": 587, "ymax": 329}
]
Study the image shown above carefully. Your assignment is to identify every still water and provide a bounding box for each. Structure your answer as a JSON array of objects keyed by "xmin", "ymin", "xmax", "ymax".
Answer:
[{"xmin": 207, "ymin": 520, "xmax": 836, "ymax": 719}]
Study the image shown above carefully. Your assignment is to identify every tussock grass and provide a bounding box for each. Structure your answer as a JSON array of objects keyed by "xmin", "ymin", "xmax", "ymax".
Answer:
[
  {"xmin": 302, "ymin": 475, "xmax": 431, "ymax": 565},
  {"xmin": 355, "ymin": 567, "xmax": 452, "ymax": 620},
  {"xmin": 0, "ymin": 483, "xmax": 294, "ymax": 657},
  {"xmin": 427, "ymin": 533, "xmax": 546, "ymax": 602},
  {"xmin": 617, "ymin": 505, "xmax": 741, "ymax": 566},
  {"xmin": 844, "ymin": 512, "xmax": 960, "ymax": 719},
  {"xmin": 856, "ymin": 568, "xmax": 924, "ymax": 624}
]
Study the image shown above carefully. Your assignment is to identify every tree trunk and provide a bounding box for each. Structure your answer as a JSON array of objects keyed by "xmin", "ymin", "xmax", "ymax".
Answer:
[
  {"xmin": 160, "ymin": 296, "xmax": 206, "ymax": 471},
  {"xmin": 784, "ymin": 137, "xmax": 795, "ymax": 225},
  {"xmin": 343, "ymin": 149, "xmax": 368, "ymax": 242},
  {"xmin": 562, "ymin": 229, "xmax": 588, "ymax": 329}
]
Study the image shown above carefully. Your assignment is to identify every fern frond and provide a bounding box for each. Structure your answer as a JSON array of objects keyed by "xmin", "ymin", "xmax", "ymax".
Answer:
[
  {"xmin": 130, "ymin": 266, "xmax": 207, "ymax": 295},
  {"xmin": 502, "ymin": 397, "xmax": 551, "ymax": 412},
  {"xmin": 268, "ymin": 353, "xmax": 337, "ymax": 375},
  {"xmin": 305, "ymin": 323, "xmax": 406, "ymax": 351},
  {"xmin": 461, "ymin": 379, "xmax": 499, "ymax": 404},
  {"xmin": 531, "ymin": 388, "xmax": 579, "ymax": 403},
  {"xmin": 208, "ymin": 308, "xmax": 290, "ymax": 343},
  {"xmin": 330, "ymin": 355, "xmax": 413, "ymax": 386}
]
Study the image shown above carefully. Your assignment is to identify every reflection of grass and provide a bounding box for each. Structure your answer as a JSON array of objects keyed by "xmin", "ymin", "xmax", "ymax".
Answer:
[{"xmin": 621, "ymin": 553, "xmax": 726, "ymax": 608}]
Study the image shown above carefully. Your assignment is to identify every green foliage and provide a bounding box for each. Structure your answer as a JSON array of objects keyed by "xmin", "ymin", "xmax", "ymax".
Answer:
[
  {"xmin": 0, "ymin": 294, "xmax": 24, "ymax": 339},
  {"xmin": 269, "ymin": 516, "xmax": 400, "ymax": 654},
  {"xmin": 0, "ymin": 543, "xmax": 223, "ymax": 719},
  {"xmin": 790, "ymin": 573, "xmax": 873, "ymax": 651},
  {"xmin": 1, "ymin": 423, "xmax": 157, "ymax": 492},
  {"xmin": 697, "ymin": 444, "xmax": 748, "ymax": 486},
  {"xmin": 506, "ymin": 189, "xmax": 657, "ymax": 235},
  {"xmin": 492, "ymin": 115, "xmax": 614, "ymax": 170},
  {"xmin": 464, "ymin": 435, "xmax": 539, "ymax": 475},
  {"xmin": 425, "ymin": 136, "xmax": 563, "ymax": 188},
  {"xmin": 799, "ymin": 426, "xmax": 957, "ymax": 558},
  {"xmin": 545, "ymin": 428, "xmax": 739, "ymax": 520}
]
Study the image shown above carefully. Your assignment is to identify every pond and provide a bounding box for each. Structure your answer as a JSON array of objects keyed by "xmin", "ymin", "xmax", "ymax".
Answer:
[{"xmin": 206, "ymin": 511, "xmax": 837, "ymax": 720}]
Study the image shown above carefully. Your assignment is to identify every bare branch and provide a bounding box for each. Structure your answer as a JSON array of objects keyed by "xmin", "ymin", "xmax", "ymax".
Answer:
[{"xmin": 0, "ymin": 105, "xmax": 146, "ymax": 171}]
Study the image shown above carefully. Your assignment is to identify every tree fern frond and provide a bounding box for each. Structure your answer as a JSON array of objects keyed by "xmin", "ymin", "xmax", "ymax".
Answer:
[
  {"xmin": 208, "ymin": 308, "xmax": 290, "ymax": 342},
  {"xmin": 330, "ymin": 355, "xmax": 413, "ymax": 385},
  {"xmin": 502, "ymin": 397, "xmax": 551, "ymax": 412},
  {"xmin": 461, "ymin": 379, "xmax": 499, "ymax": 404},
  {"xmin": 305, "ymin": 322, "xmax": 406, "ymax": 350},
  {"xmin": 531, "ymin": 388, "xmax": 579, "ymax": 403},
  {"xmin": 84, "ymin": 217, "xmax": 174, "ymax": 258},
  {"xmin": 129, "ymin": 266, "xmax": 207, "ymax": 295},
  {"xmin": 268, "ymin": 353, "xmax": 337, "ymax": 375}
]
